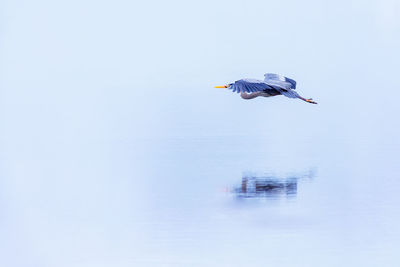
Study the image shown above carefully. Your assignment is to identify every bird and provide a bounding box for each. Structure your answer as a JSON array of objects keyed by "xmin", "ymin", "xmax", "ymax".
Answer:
[{"xmin": 215, "ymin": 73, "xmax": 317, "ymax": 104}]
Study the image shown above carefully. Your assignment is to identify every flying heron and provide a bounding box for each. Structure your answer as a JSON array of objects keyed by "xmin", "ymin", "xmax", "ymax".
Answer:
[{"xmin": 215, "ymin": 73, "xmax": 317, "ymax": 104}]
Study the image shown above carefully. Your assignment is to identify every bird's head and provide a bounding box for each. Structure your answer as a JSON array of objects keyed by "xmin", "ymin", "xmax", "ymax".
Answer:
[{"xmin": 214, "ymin": 83, "xmax": 232, "ymax": 89}]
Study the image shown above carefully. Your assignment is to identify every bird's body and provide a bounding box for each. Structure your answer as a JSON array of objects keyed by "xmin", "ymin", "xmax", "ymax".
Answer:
[{"xmin": 215, "ymin": 73, "xmax": 317, "ymax": 104}]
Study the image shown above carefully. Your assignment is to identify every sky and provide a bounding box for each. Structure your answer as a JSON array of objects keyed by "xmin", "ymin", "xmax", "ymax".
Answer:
[
  {"xmin": 1, "ymin": 0, "xmax": 399, "ymax": 141},
  {"xmin": 1, "ymin": 0, "xmax": 400, "ymax": 266}
]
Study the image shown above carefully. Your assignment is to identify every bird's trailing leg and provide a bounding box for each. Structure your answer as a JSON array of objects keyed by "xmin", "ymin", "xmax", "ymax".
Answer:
[{"xmin": 297, "ymin": 96, "xmax": 317, "ymax": 104}]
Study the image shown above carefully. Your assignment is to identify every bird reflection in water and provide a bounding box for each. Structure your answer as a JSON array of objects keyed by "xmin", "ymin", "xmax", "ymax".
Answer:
[{"xmin": 233, "ymin": 171, "xmax": 314, "ymax": 199}]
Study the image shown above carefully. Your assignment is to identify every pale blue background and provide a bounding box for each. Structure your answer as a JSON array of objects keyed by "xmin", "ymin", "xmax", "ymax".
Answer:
[{"xmin": 1, "ymin": 0, "xmax": 400, "ymax": 266}]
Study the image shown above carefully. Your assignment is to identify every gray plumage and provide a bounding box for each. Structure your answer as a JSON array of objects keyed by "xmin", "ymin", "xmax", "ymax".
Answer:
[{"xmin": 228, "ymin": 73, "xmax": 300, "ymax": 99}]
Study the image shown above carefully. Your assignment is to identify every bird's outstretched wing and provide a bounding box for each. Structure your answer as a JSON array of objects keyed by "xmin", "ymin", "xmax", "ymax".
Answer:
[
  {"xmin": 229, "ymin": 79, "xmax": 279, "ymax": 93},
  {"xmin": 264, "ymin": 73, "xmax": 296, "ymax": 90}
]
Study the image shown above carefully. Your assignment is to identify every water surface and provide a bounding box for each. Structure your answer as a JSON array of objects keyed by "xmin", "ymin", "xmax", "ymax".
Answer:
[{"xmin": 2, "ymin": 135, "xmax": 399, "ymax": 266}]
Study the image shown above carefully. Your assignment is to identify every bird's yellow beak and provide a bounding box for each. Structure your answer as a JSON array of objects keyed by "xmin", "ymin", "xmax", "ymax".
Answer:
[{"xmin": 214, "ymin": 85, "xmax": 227, "ymax": 88}]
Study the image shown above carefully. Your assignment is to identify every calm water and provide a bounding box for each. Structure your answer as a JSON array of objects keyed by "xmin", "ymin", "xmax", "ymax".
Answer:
[{"xmin": 1, "ymin": 135, "xmax": 399, "ymax": 267}]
